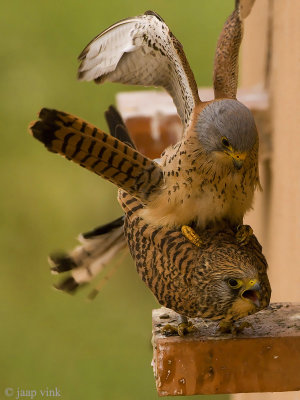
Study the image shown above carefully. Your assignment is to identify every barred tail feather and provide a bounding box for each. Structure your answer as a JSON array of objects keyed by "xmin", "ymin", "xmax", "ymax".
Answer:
[
  {"xmin": 50, "ymin": 217, "xmax": 127, "ymax": 294},
  {"xmin": 29, "ymin": 108, "xmax": 163, "ymax": 203}
]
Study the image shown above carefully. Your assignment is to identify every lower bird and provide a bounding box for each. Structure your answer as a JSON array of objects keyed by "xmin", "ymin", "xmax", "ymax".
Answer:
[
  {"xmin": 43, "ymin": 176, "xmax": 271, "ymax": 334},
  {"xmin": 121, "ymin": 191, "xmax": 271, "ymax": 334}
]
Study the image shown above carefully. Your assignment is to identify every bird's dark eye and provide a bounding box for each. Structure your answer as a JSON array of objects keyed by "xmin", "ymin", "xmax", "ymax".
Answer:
[
  {"xmin": 222, "ymin": 137, "xmax": 230, "ymax": 147},
  {"xmin": 228, "ymin": 278, "xmax": 239, "ymax": 288}
]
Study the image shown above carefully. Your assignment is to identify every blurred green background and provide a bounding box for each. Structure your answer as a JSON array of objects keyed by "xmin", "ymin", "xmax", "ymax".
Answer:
[{"xmin": 0, "ymin": 1, "xmax": 233, "ymax": 399}]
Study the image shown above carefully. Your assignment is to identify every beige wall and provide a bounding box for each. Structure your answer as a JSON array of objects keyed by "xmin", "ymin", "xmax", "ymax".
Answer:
[{"xmin": 236, "ymin": 1, "xmax": 300, "ymax": 399}]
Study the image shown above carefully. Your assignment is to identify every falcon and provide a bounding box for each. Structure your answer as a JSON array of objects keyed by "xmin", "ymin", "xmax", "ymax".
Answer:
[
  {"xmin": 76, "ymin": 0, "xmax": 260, "ymax": 243},
  {"xmin": 47, "ymin": 182, "xmax": 271, "ymax": 335},
  {"xmin": 121, "ymin": 191, "xmax": 271, "ymax": 334}
]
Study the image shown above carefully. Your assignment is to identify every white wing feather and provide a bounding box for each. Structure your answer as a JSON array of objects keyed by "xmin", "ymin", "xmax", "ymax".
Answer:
[{"xmin": 78, "ymin": 12, "xmax": 200, "ymax": 129}]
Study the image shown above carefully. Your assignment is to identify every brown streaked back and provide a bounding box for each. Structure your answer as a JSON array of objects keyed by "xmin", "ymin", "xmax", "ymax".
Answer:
[{"xmin": 120, "ymin": 190, "xmax": 271, "ymax": 321}]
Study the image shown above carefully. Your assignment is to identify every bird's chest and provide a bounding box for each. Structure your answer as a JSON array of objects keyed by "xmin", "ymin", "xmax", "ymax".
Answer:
[
  {"xmin": 192, "ymin": 171, "xmax": 254, "ymax": 226},
  {"xmin": 142, "ymin": 146, "xmax": 257, "ymax": 229},
  {"xmin": 162, "ymin": 161, "xmax": 256, "ymax": 228}
]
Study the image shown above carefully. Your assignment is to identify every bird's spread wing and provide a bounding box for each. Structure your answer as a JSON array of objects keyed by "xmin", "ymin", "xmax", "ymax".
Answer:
[
  {"xmin": 213, "ymin": 0, "xmax": 256, "ymax": 99},
  {"xmin": 78, "ymin": 11, "xmax": 200, "ymax": 129},
  {"xmin": 29, "ymin": 108, "xmax": 163, "ymax": 204}
]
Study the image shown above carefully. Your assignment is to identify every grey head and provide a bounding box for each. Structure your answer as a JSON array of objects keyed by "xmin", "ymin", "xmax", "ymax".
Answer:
[{"xmin": 195, "ymin": 99, "xmax": 257, "ymax": 162}]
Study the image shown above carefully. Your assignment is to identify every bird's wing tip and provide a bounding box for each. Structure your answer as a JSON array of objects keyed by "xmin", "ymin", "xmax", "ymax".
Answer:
[{"xmin": 144, "ymin": 10, "xmax": 165, "ymax": 22}]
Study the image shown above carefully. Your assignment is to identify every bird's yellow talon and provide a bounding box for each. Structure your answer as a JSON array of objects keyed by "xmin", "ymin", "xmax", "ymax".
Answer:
[
  {"xmin": 181, "ymin": 225, "xmax": 203, "ymax": 247},
  {"xmin": 236, "ymin": 224, "xmax": 253, "ymax": 245},
  {"xmin": 235, "ymin": 321, "xmax": 253, "ymax": 333},
  {"xmin": 178, "ymin": 321, "xmax": 195, "ymax": 336},
  {"xmin": 161, "ymin": 324, "xmax": 178, "ymax": 336},
  {"xmin": 162, "ymin": 321, "xmax": 195, "ymax": 337},
  {"xmin": 218, "ymin": 321, "xmax": 232, "ymax": 334},
  {"xmin": 218, "ymin": 320, "xmax": 253, "ymax": 334}
]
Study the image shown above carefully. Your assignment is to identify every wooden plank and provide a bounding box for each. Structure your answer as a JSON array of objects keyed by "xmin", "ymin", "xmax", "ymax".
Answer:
[{"xmin": 152, "ymin": 303, "xmax": 300, "ymax": 396}]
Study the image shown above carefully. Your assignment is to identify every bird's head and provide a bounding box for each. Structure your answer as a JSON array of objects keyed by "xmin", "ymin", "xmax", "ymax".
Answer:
[
  {"xmin": 187, "ymin": 231, "xmax": 271, "ymax": 321},
  {"xmin": 194, "ymin": 99, "xmax": 258, "ymax": 170},
  {"xmin": 215, "ymin": 272, "xmax": 263, "ymax": 322}
]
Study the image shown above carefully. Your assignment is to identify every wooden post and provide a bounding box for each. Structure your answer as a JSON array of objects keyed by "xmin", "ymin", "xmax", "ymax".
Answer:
[
  {"xmin": 235, "ymin": 2, "xmax": 300, "ymax": 399},
  {"xmin": 152, "ymin": 304, "xmax": 300, "ymax": 396}
]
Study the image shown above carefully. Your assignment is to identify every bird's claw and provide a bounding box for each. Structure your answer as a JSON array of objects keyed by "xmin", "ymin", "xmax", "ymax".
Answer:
[
  {"xmin": 178, "ymin": 321, "xmax": 196, "ymax": 336},
  {"xmin": 235, "ymin": 321, "xmax": 253, "ymax": 333},
  {"xmin": 181, "ymin": 225, "xmax": 203, "ymax": 247},
  {"xmin": 162, "ymin": 321, "xmax": 195, "ymax": 337},
  {"xmin": 218, "ymin": 320, "xmax": 253, "ymax": 335},
  {"xmin": 235, "ymin": 224, "xmax": 253, "ymax": 245}
]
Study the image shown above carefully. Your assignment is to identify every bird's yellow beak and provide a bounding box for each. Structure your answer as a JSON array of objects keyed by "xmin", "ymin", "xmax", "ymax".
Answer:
[
  {"xmin": 241, "ymin": 278, "xmax": 261, "ymax": 307},
  {"xmin": 224, "ymin": 147, "xmax": 247, "ymax": 170},
  {"xmin": 230, "ymin": 151, "xmax": 247, "ymax": 170},
  {"xmin": 232, "ymin": 152, "xmax": 246, "ymax": 170}
]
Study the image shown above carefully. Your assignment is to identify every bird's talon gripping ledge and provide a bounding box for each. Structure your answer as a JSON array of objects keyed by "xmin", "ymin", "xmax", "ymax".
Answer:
[
  {"xmin": 162, "ymin": 321, "xmax": 195, "ymax": 337},
  {"xmin": 218, "ymin": 320, "xmax": 253, "ymax": 335},
  {"xmin": 235, "ymin": 224, "xmax": 253, "ymax": 245},
  {"xmin": 181, "ymin": 225, "xmax": 203, "ymax": 247}
]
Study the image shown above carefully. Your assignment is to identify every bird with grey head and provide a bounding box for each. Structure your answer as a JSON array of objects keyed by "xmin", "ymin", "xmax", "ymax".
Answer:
[
  {"xmin": 73, "ymin": 5, "xmax": 262, "ymax": 235},
  {"xmin": 195, "ymin": 99, "xmax": 258, "ymax": 171},
  {"xmin": 31, "ymin": 3, "xmax": 263, "ymax": 248},
  {"xmin": 140, "ymin": 97, "xmax": 260, "ymax": 232}
]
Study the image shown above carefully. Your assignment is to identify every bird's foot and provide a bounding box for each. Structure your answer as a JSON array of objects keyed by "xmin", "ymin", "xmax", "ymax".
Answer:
[
  {"xmin": 218, "ymin": 320, "xmax": 253, "ymax": 335},
  {"xmin": 181, "ymin": 225, "xmax": 203, "ymax": 247},
  {"xmin": 235, "ymin": 224, "xmax": 253, "ymax": 246},
  {"xmin": 162, "ymin": 320, "xmax": 195, "ymax": 337}
]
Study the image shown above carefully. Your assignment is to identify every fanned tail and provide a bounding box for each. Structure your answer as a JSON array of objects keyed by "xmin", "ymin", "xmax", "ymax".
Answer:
[
  {"xmin": 50, "ymin": 217, "xmax": 127, "ymax": 294},
  {"xmin": 29, "ymin": 106, "xmax": 151, "ymax": 295},
  {"xmin": 29, "ymin": 108, "xmax": 163, "ymax": 203}
]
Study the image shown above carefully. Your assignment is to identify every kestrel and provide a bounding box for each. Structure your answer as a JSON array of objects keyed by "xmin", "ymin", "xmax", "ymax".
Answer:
[
  {"xmin": 77, "ymin": 1, "xmax": 260, "ymax": 238},
  {"xmin": 46, "ymin": 178, "xmax": 271, "ymax": 334},
  {"xmin": 121, "ymin": 190, "xmax": 271, "ymax": 333}
]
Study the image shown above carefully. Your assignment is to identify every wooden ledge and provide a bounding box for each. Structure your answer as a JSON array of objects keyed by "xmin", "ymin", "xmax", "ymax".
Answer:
[
  {"xmin": 152, "ymin": 303, "xmax": 300, "ymax": 396},
  {"xmin": 117, "ymin": 88, "xmax": 270, "ymax": 160}
]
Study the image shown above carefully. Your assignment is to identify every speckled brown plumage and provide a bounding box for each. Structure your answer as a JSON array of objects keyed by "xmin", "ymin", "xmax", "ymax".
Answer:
[
  {"xmin": 44, "ymin": 184, "xmax": 271, "ymax": 325},
  {"xmin": 77, "ymin": 1, "xmax": 260, "ymax": 231},
  {"xmin": 141, "ymin": 128, "xmax": 259, "ymax": 229},
  {"xmin": 121, "ymin": 190, "xmax": 271, "ymax": 323}
]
